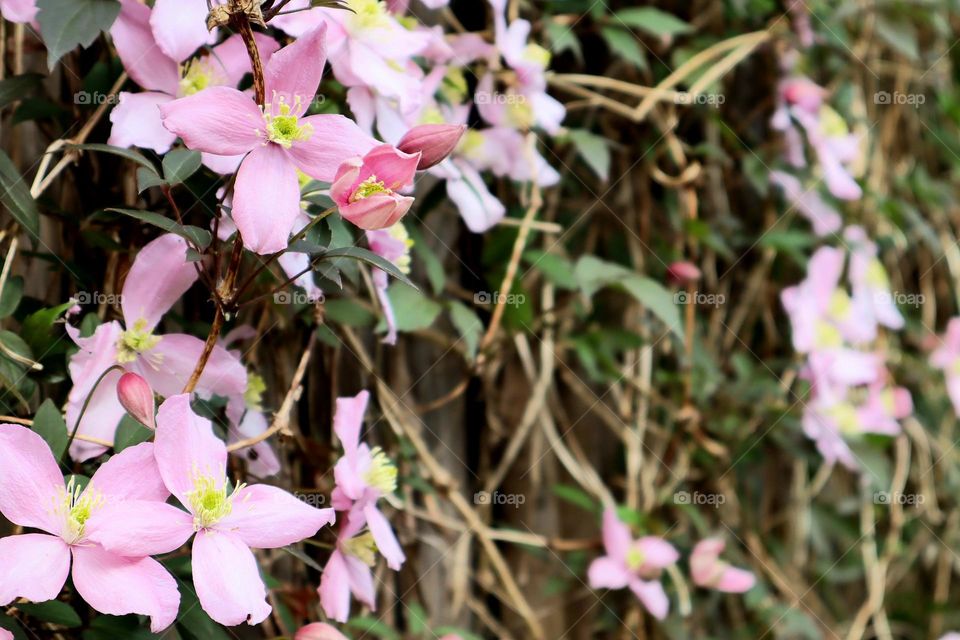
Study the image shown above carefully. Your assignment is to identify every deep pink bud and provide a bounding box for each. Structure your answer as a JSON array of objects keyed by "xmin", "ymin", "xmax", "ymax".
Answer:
[
  {"xmin": 667, "ymin": 261, "xmax": 702, "ymax": 286},
  {"xmin": 117, "ymin": 372, "xmax": 156, "ymax": 430},
  {"xmin": 397, "ymin": 124, "xmax": 466, "ymax": 170}
]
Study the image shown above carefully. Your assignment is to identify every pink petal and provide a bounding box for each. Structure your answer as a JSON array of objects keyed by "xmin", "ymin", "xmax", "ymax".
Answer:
[
  {"xmin": 88, "ymin": 441, "xmax": 168, "ymax": 502},
  {"xmin": 344, "ymin": 550, "xmax": 376, "ymax": 608},
  {"xmin": 217, "ymin": 484, "xmax": 335, "ymax": 548},
  {"xmin": 160, "ymin": 87, "xmax": 263, "ymax": 156},
  {"xmin": 233, "ymin": 144, "xmax": 301, "ymax": 254},
  {"xmin": 636, "ymin": 536, "xmax": 679, "ymax": 569},
  {"xmin": 155, "ymin": 394, "xmax": 227, "ymax": 506},
  {"xmin": 587, "ymin": 556, "xmax": 630, "ymax": 590},
  {"xmin": 374, "ymin": 281, "xmax": 398, "ymax": 345},
  {"xmin": 122, "ymin": 234, "xmax": 198, "ymax": 331},
  {"xmin": 364, "ymin": 503, "xmax": 405, "ymax": 570},
  {"xmin": 108, "ymin": 91, "xmax": 177, "ymax": 154},
  {"xmin": 715, "ymin": 566, "xmax": 756, "ymax": 593},
  {"xmin": 201, "ymin": 152, "xmax": 244, "ymax": 175},
  {"xmin": 85, "ymin": 499, "xmax": 194, "ymax": 557},
  {"xmin": 210, "ymin": 33, "xmax": 281, "ymax": 88},
  {"xmin": 0, "ymin": 0, "xmax": 38, "ymax": 24},
  {"xmin": 0, "ymin": 425, "xmax": 66, "ymax": 533},
  {"xmin": 296, "ymin": 623, "xmax": 350, "ymax": 640},
  {"xmin": 110, "ymin": 0, "xmax": 179, "ymax": 94},
  {"xmin": 72, "ymin": 544, "xmax": 180, "ymax": 633},
  {"xmin": 334, "ymin": 390, "xmax": 369, "ymax": 458},
  {"xmin": 264, "ymin": 25, "xmax": 327, "ymax": 113},
  {"xmin": 629, "ymin": 579, "xmax": 669, "ymax": 620},
  {"xmin": 339, "ymin": 193, "xmax": 414, "ymax": 230},
  {"xmin": 601, "ymin": 508, "xmax": 632, "ymax": 559},
  {"xmin": 150, "ymin": 0, "xmax": 216, "ymax": 62},
  {"xmin": 66, "ymin": 368, "xmax": 125, "ymax": 462},
  {"xmin": 0, "ymin": 534, "xmax": 70, "ymax": 605},
  {"xmin": 444, "ymin": 162, "xmax": 505, "ymax": 233},
  {"xmin": 360, "ymin": 145, "xmax": 420, "ymax": 191},
  {"xmin": 319, "ymin": 550, "xmax": 351, "ymax": 622},
  {"xmin": 193, "ymin": 530, "xmax": 272, "ymax": 626},
  {"xmin": 138, "ymin": 334, "xmax": 247, "ymax": 400},
  {"xmin": 287, "ymin": 115, "xmax": 378, "ymax": 182}
]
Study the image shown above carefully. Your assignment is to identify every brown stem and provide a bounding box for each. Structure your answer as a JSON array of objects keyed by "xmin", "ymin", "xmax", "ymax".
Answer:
[
  {"xmin": 235, "ymin": 15, "xmax": 265, "ymax": 106},
  {"xmin": 181, "ymin": 305, "xmax": 225, "ymax": 394}
]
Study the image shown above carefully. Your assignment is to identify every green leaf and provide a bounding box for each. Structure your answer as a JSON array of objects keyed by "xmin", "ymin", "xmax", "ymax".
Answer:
[
  {"xmin": 545, "ymin": 21, "xmax": 582, "ymax": 62},
  {"xmin": 324, "ymin": 298, "xmax": 375, "ymax": 327},
  {"xmin": 17, "ymin": 601, "xmax": 81, "ymax": 628},
  {"xmin": 408, "ymin": 225, "xmax": 445, "ymax": 295},
  {"xmin": 0, "ymin": 275, "xmax": 24, "ymax": 318},
  {"xmin": 386, "ymin": 284, "xmax": 442, "ymax": 332},
  {"xmin": 175, "ymin": 579, "xmax": 231, "ymax": 640},
  {"xmin": 162, "ymin": 149, "xmax": 202, "ymax": 185},
  {"xmin": 37, "ymin": 0, "xmax": 121, "ymax": 69},
  {"xmin": 20, "ymin": 300, "xmax": 75, "ymax": 357},
  {"xmin": 600, "ymin": 27, "xmax": 647, "ymax": 70},
  {"xmin": 33, "ymin": 398, "xmax": 68, "ymax": 459},
  {"xmin": 136, "ymin": 167, "xmax": 166, "ymax": 193},
  {"xmin": 567, "ymin": 129, "xmax": 611, "ymax": 181},
  {"xmin": 0, "ymin": 613, "xmax": 27, "ymax": 640},
  {"xmin": 523, "ymin": 250, "xmax": 577, "ymax": 290},
  {"xmin": 67, "ymin": 143, "xmax": 157, "ymax": 173},
  {"xmin": 320, "ymin": 246, "xmax": 416, "ymax": 289},
  {"xmin": 0, "ymin": 149, "xmax": 40, "ymax": 241},
  {"xmin": 0, "ymin": 74, "xmax": 43, "ymax": 109},
  {"xmin": 448, "ymin": 301, "xmax": 483, "ymax": 361},
  {"xmin": 107, "ymin": 208, "xmax": 212, "ymax": 249},
  {"xmin": 114, "ymin": 415, "xmax": 153, "ymax": 453},
  {"xmin": 552, "ymin": 484, "xmax": 598, "ymax": 512},
  {"xmin": 614, "ymin": 7, "xmax": 693, "ymax": 37}
]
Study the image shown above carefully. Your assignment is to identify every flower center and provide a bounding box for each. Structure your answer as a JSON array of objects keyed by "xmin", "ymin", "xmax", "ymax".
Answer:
[
  {"xmin": 351, "ymin": 175, "xmax": 389, "ymax": 202},
  {"xmin": 179, "ymin": 59, "xmax": 221, "ymax": 97},
  {"xmin": 346, "ymin": 0, "xmax": 388, "ymax": 30},
  {"xmin": 264, "ymin": 99, "xmax": 313, "ymax": 148},
  {"xmin": 343, "ymin": 532, "xmax": 378, "ymax": 566},
  {"xmin": 828, "ymin": 403, "xmax": 861, "ymax": 436},
  {"xmin": 865, "ymin": 259, "xmax": 889, "ymax": 289},
  {"xmin": 506, "ymin": 99, "xmax": 536, "ymax": 130},
  {"xmin": 61, "ymin": 477, "xmax": 103, "ymax": 544},
  {"xmin": 827, "ymin": 290, "xmax": 851, "ymax": 320},
  {"xmin": 385, "ymin": 223, "xmax": 414, "ymax": 274},
  {"xmin": 186, "ymin": 475, "xmax": 243, "ymax": 529},
  {"xmin": 522, "ymin": 43, "xmax": 552, "ymax": 68},
  {"xmin": 813, "ymin": 320, "xmax": 842, "ymax": 349},
  {"xmin": 244, "ymin": 372, "xmax": 266, "ymax": 412},
  {"xmin": 625, "ymin": 547, "xmax": 646, "ymax": 571},
  {"xmin": 117, "ymin": 319, "xmax": 161, "ymax": 363},
  {"xmin": 364, "ymin": 447, "xmax": 397, "ymax": 494}
]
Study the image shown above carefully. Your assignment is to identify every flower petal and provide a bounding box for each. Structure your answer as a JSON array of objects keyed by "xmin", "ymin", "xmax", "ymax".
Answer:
[
  {"xmin": 444, "ymin": 162, "xmax": 505, "ymax": 233},
  {"xmin": 160, "ymin": 87, "xmax": 262, "ymax": 156},
  {"xmin": 110, "ymin": 0, "xmax": 179, "ymax": 94},
  {"xmin": 334, "ymin": 390, "xmax": 369, "ymax": 459},
  {"xmin": 715, "ymin": 566, "xmax": 756, "ymax": 593},
  {"xmin": 193, "ymin": 529, "xmax": 272, "ymax": 626},
  {"xmin": 150, "ymin": 0, "xmax": 216, "ymax": 62},
  {"xmin": 0, "ymin": 425, "xmax": 65, "ymax": 533},
  {"xmin": 636, "ymin": 536, "xmax": 679, "ymax": 570},
  {"xmin": 122, "ymin": 234, "xmax": 198, "ymax": 331},
  {"xmin": 629, "ymin": 579, "xmax": 669, "ymax": 620},
  {"xmin": 296, "ymin": 622, "xmax": 350, "ymax": 640},
  {"xmin": 155, "ymin": 394, "xmax": 228, "ymax": 507},
  {"xmin": 138, "ymin": 334, "xmax": 247, "ymax": 400},
  {"xmin": 108, "ymin": 91, "xmax": 177, "ymax": 154},
  {"xmin": 287, "ymin": 115, "xmax": 377, "ymax": 182},
  {"xmin": 210, "ymin": 32, "xmax": 280, "ymax": 87},
  {"xmin": 88, "ymin": 442, "xmax": 169, "ymax": 503},
  {"xmin": 217, "ymin": 484, "xmax": 335, "ymax": 548},
  {"xmin": 364, "ymin": 503, "xmax": 405, "ymax": 570},
  {"xmin": 85, "ymin": 500, "xmax": 194, "ymax": 557},
  {"xmin": 72, "ymin": 544, "xmax": 180, "ymax": 633},
  {"xmin": 319, "ymin": 550, "xmax": 352, "ymax": 623},
  {"xmin": 264, "ymin": 24, "xmax": 327, "ymax": 112},
  {"xmin": 0, "ymin": 534, "xmax": 70, "ymax": 605},
  {"xmin": 601, "ymin": 508, "xmax": 632, "ymax": 560},
  {"xmin": 587, "ymin": 556, "xmax": 631, "ymax": 590},
  {"xmin": 230, "ymin": 144, "xmax": 303, "ymax": 255}
]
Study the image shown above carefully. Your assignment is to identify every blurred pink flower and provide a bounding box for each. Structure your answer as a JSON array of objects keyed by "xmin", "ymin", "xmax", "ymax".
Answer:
[
  {"xmin": 296, "ymin": 623, "xmax": 349, "ymax": 640},
  {"xmin": 587, "ymin": 509, "xmax": 678, "ymax": 620},
  {"xmin": 319, "ymin": 510, "xmax": 378, "ymax": 622},
  {"xmin": 331, "ymin": 144, "xmax": 420, "ymax": 230},
  {"xmin": 87, "ymin": 395, "xmax": 336, "ymax": 626},
  {"xmin": 0, "ymin": 426, "xmax": 179, "ymax": 632},
  {"xmin": 769, "ymin": 170, "xmax": 842, "ymax": 237},
  {"xmin": 366, "ymin": 223, "xmax": 414, "ymax": 345},
  {"xmin": 666, "ymin": 261, "xmax": 702, "ymax": 286},
  {"xmin": 160, "ymin": 26, "xmax": 377, "ymax": 254},
  {"xmin": 0, "ymin": 0, "xmax": 35, "ymax": 24},
  {"xmin": 931, "ymin": 318, "xmax": 960, "ymax": 414},
  {"xmin": 690, "ymin": 538, "xmax": 756, "ymax": 593}
]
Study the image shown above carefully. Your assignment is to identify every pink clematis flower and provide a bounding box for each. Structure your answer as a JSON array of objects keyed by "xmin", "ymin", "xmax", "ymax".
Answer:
[
  {"xmin": 109, "ymin": 0, "xmax": 278, "ymax": 172},
  {"xmin": 0, "ymin": 0, "xmax": 36, "ymax": 24},
  {"xmin": 931, "ymin": 318, "xmax": 960, "ymax": 414},
  {"xmin": 769, "ymin": 170, "xmax": 842, "ymax": 237},
  {"xmin": 161, "ymin": 25, "xmax": 378, "ymax": 254},
  {"xmin": 587, "ymin": 509, "xmax": 679, "ymax": 620},
  {"xmin": 297, "ymin": 623, "xmax": 350, "ymax": 640},
  {"xmin": 366, "ymin": 223, "xmax": 413, "ymax": 345},
  {"xmin": 87, "ymin": 395, "xmax": 336, "ymax": 626},
  {"xmin": 319, "ymin": 509, "xmax": 378, "ymax": 622},
  {"xmin": 65, "ymin": 234, "xmax": 246, "ymax": 461},
  {"xmin": 845, "ymin": 226, "xmax": 904, "ymax": 331},
  {"xmin": 0, "ymin": 426, "xmax": 179, "ymax": 631},
  {"xmin": 689, "ymin": 538, "xmax": 756, "ymax": 593},
  {"xmin": 331, "ymin": 145, "xmax": 420, "ymax": 230}
]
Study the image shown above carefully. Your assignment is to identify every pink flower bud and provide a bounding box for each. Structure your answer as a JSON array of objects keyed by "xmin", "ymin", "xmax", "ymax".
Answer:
[
  {"xmin": 295, "ymin": 623, "xmax": 349, "ymax": 640},
  {"xmin": 117, "ymin": 372, "xmax": 156, "ymax": 430},
  {"xmin": 397, "ymin": 124, "xmax": 466, "ymax": 170},
  {"xmin": 667, "ymin": 261, "xmax": 701, "ymax": 286}
]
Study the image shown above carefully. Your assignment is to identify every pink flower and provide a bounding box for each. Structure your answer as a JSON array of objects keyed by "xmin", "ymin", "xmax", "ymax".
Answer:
[
  {"xmin": 769, "ymin": 170, "xmax": 842, "ymax": 237},
  {"xmin": 109, "ymin": 0, "xmax": 278, "ymax": 171},
  {"xmin": 666, "ymin": 261, "xmax": 701, "ymax": 286},
  {"xmin": 65, "ymin": 234, "xmax": 246, "ymax": 461},
  {"xmin": 88, "ymin": 395, "xmax": 336, "ymax": 626},
  {"xmin": 690, "ymin": 538, "xmax": 755, "ymax": 593},
  {"xmin": 0, "ymin": 0, "xmax": 36, "ymax": 24},
  {"xmin": 587, "ymin": 509, "xmax": 678, "ymax": 620},
  {"xmin": 319, "ymin": 509, "xmax": 378, "ymax": 622},
  {"xmin": 398, "ymin": 123, "xmax": 466, "ymax": 170},
  {"xmin": 931, "ymin": 318, "xmax": 960, "ymax": 414},
  {"xmin": 296, "ymin": 623, "xmax": 349, "ymax": 640},
  {"xmin": 0, "ymin": 425, "xmax": 179, "ymax": 632},
  {"xmin": 366, "ymin": 223, "xmax": 413, "ymax": 345},
  {"xmin": 117, "ymin": 372, "xmax": 156, "ymax": 430},
  {"xmin": 845, "ymin": 226, "xmax": 904, "ymax": 331},
  {"xmin": 331, "ymin": 145, "xmax": 420, "ymax": 230},
  {"xmin": 160, "ymin": 26, "xmax": 378, "ymax": 254}
]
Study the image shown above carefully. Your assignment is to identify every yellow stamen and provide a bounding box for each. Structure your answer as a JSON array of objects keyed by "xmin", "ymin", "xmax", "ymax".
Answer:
[
  {"xmin": 343, "ymin": 532, "xmax": 378, "ymax": 566},
  {"xmin": 522, "ymin": 43, "xmax": 552, "ymax": 68},
  {"xmin": 346, "ymin": 0, "xmax": 389, "ymax": 30},
  {"xmin": 245, "ymin": 372, "xmax": 266, "ymax": 413},
  {"xmin": 179, "ymin": 59, "xmax": 222, "ymax": 97},
  {"xmin": 828, "ymin": 403, "xmax": 861, "ymax": 437},
  {"xmin": 364, "ymin": 447, "xmax": 397, "ymax": 494},
  {"xmin": 351, "ymin": 175, "xmax": 389, "ymax": 202},
  {"xmin": 186, "ymin": 475, "xmax": 244, "ymax": 530},
  {"xmin": 386, "ymin": 223, "xmax": 414, "ymax": 275},
  {"xmin": 61, "ymin": 477, "xmax": 103, "ymax": 544},
  {"xmin": 264, "ymin": 99, "xmax": 313, "ymax": 148},
  {"xmin": 625, "ymin": 547, "xmax": 645, "ymax": 571},
  {"xmin": 116, "ymin": 318, "xmax": 161, "ymax": 364}
]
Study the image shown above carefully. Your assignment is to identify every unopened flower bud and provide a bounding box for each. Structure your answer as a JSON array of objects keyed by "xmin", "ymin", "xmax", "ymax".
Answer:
[
  {"xmin": 117, "ymin": 372, "xmax": 156, "ymax": 430},
  {"xmin": 667, "ymin": 261, "xmax": 702, "ymax": 286},
  {"xmin": 397, "ymin": 124, "xmax": 466, "ymax": 170}
]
